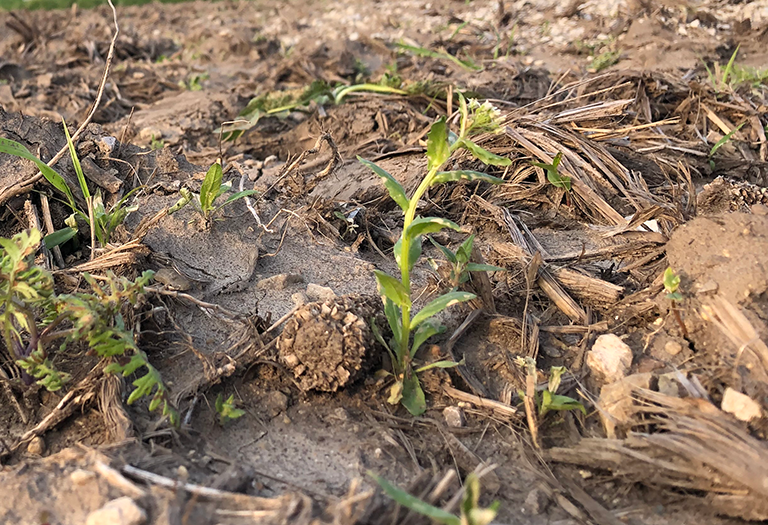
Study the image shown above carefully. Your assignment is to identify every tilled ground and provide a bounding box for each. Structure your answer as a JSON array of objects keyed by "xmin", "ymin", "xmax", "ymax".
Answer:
[{"xmin": 1, "ymin": 1, "xmax": 768, "ymax": 525}]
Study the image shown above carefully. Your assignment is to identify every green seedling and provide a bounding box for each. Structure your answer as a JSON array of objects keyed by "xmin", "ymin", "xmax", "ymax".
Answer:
[
  {"xmin": 531, "ymin": 152, "xmax": 572, "ymax": 206},
  {"xmin": 0, "ymin": 229, "xmax": 178, "ymax": 424},
  {"xmin": 663, "ymin": 267, "xmax": 688, "ymax": 338},
  {"xmin": 705, "ymin": 45, "xmax": 740, "ymax": 92},
  {"xmin": 168, "ymin": 159, "xmax": 257, "ymax": 228},
  {"xmin": 0, "ymin": 121, "xmax": 138, "ymax": 250},
  {"xmin": 516, "ymin": 361, "xmax": 585, "ymax": 417},
  {"xmin": 219, "ymin": 79, "xmax": 408, "ymax": 141},
  {"xmin": 708, "ymin": 122, "xmax": 746, "ymax": 169},
  {"xmin": 589, "ymin": 48, "xmax": 621, "ymax": 72},
  {"xmin": 150, "ymin": 134, "xmax": 165, "ymax": 150},
  {"xmin": 428, "ymin": 234, "xmax": 503, "ymax": 290},
  {"xmin": 179, "ymin": 72, "xmax": 209, "ymax": 91},
  {"xmin": 396, "ymin": 41, "xmax": 481, "ymax": 72},
  {"xmin": 370, "ymin": 471, "xmax": 499, "ymax": 525},
  {"xmin": 360, "ymin": 94, "xmax": 510, "ymax": 415},
  {"xmin": 215, "ymin": 393, "xmax": 245, "ymax": 425}
]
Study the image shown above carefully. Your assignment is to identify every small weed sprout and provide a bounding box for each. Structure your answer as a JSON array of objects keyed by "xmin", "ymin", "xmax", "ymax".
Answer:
[
  {"xmin": 0, "ymin": 229, "xmax": 178, "ymax": 424},
  {"xmin": 663, "ymin": 267, "xmax": 689, "ymax": 337},
  {"xmin": 359, "ymin": 94, "xmax": 510, "ymax": 415},
  {"xmin": 516, "ymin": 360, "xmax": 585, "ymax": 417},
  {"xmin": 0, "ymin": 121, "xmax": 138, "ymax": 249},
  {"xmin": 531, "ymin": 151, "xmax": 571, "ymax": 205},
  {"xmin": 215, "ymin": 393, "xmax": 245, "ymax": 425},
  {"xmin": 149, "ymin": 134, "xmax": 165, "ymax": 150},
  {"xmin": 370, "ymin": 471, "xmax": 500, "ymax": 525},
  {"xmin": 708, "ymin": 122, "xmax": 745, "ymax": 170},
  {"xmin": 169, "ymin": 159, "xmax": 257, "ymax": 228},
  {"xmin": 428, "ymin": 234, "xmax": 503, "ymax": 291}
]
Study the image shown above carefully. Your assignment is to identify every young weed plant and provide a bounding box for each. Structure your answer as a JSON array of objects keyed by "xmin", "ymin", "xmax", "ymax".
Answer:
[
  {"xmin": 215, "ymin": 393, "xmax": 245, "ymax": 425},
  {"xmin": 0, "ymin": 229, "xmax": 178, "ymax": 424},
  {"xmin": 428, "ymin": 234, "xmax": 503, "ymax": 291},
  {"xmin": 370, "ymin": 471, "xmax": 499, "ymax": 525},
  {"xmin": 0, "ymin": 120, "xmax": 139, "ymax": 250},
  {"xmin": 360, "ymin": 94, "xmax": 510, "ymax": 415},
  {"xmin": 663, "ymin": 267, "xmax": 688, "ymax": 338},
  {"xmin": 169, "ymin": 158, "xmax": 257, "ymax": 229}
]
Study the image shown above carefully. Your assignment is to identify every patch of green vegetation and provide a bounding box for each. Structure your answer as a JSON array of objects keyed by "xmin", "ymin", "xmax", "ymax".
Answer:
[
  {"xmin": 517, "ymin": 362, "xmax": 585, "ymax": 417},
  {"xmin": 0, "ymin": 229, "xmax": 178, "ymax": 423},
  {"xmin": 705, "ymin": 45, "xmax": 768, "ymax": 92},
  {"xmin": 370, "ymin": 471, "xmax": 499, "ymax": 525},
  {"xmin": 0, "ymin": 121, "xmax": 139, "ymax": 249},
  {"xmin": 708, "ymin": 121, "xmax": 745, "ymax": 169},
  {"xmin": 360, "ymin": 94, "xmax": 510, "ymax": 415},
  {"xmin": 150, "ymin": 134, "xmax": 165, "ymax": 150},
  {"xmin": 215, "ymin": 393, "xmax": 245, "ymax": 425},
  {"xmin": 179, "ymin": 72, "xmax": 209, "ymax": 91},
  {"xmin": 168, "ymin": 158, "xmax": 257, "ymax": 229},
  {"xmin": 589, "ymin": 48, "xmax": 621, "ymax": 72}
]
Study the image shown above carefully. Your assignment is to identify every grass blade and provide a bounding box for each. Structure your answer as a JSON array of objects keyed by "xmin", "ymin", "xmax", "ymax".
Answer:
[
  {"xmin": 368, "ymin": 472, "xmax": 460, "ymax": 525},
  {"xmin": 62, "ymin": 120, "xmax": 90, "ymax": 201}
]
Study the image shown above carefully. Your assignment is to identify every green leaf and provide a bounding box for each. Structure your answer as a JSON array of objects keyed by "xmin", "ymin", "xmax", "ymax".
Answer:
[
  {"xmin": 371, "ymin": 318, "xmax": 396, "ymax": 363},
  {"xmin": 368, "ymin": 472, "xmax": 461, "ymax": 525},
  {"xmin": 218, "ymin": 189, "xmax": 258, "ymax": 208},
  {"xmin": 200, "ymin": 161, "xmax": 223, "ymax": 212},
  {"xmin": 414, "ymin": 359, "xmax": 461, "ymax": 373},
  {"xmin": 358, "ymin": 157, "xmax": 409, "ymax": 212},
  {"xmin": 663, "ymin": 267, "xmax": 680, "ymax": 294},
  {"xmin": 427, "ymin": 117, "xmax": 450, "ymax": 170},
  {"xmin": 532, "ymin": 152, "xmax": 571, "ymax": 191},
  {"xmin": 465, "ymin": 263, "xmax": 504, "ymax": 272},
  {"xmin": 431, "ymin": 169, "xmax": 505, "ymax": 186},
  {"xmin": 62, "ymin": 120, "xmax": 90, "ymax": 201},
  {"xmin": 410, "ymin": 291, "xmax": 476, "ymax": 328},
  {"xmin": 428, "ymin": 236, "xmax": 457, "ymax": 264},
  {"xmin": 540, "ymin": 390, "xmax": 586, "ymax": 416},
  {"xmin": 709, "ymin": 122, "xmax": 745, "ymax": 158},
  {"xmin": 43, "ymin": 227, "xmax": 77, "ymax": 250},
  {"xmin": 374, "ymin": 270, "xmax": 411, "ymax": 308},
  {"xmin": 456, "ymin": 138, "xmax": 511, "ymax": 166},
  {"xmin": 456, "ymin": 234, "xmax": 475, "ymax": 265},
  {"xmin": 401, "ymin": 372, "xmax": 427, "ymax": 416},
  {"xmin": 383, "ymin": 297, "xmax": 402, "ymax": 356},
  {"xmin": 405, "ymin": 217, "xmax": 460, "ymax": 241},
  {"xmin": 0, "ymin": 237, "xmax": 21, "ymax": 260},
  {"xmin": 411, "ymin": 319, "xmax": 446, "ymax": 358},
  {"xmin": 394, "ymin": 235, "xmax": 422, "ymax": 272},
  {"xmin": 0, "ymin": 137, "xmax": 77, "ymax": 209},
  {"xmin": 666, "ymin": 292, "xmax": 683, "ymax": 302}
]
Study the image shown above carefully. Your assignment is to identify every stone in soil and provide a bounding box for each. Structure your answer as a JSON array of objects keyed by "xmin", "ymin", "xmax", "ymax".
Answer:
[{"xmin": 586, "ymin": 334, "xmax": 633, "ymax": 385}]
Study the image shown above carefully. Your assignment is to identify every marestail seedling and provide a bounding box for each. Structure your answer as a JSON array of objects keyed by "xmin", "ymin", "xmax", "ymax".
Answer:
[
  {"xmin": 169, "ymin": 158, "xmax": 257, "ymax": 229},
  {"xmin": 360, "ymin": 93, "xmax": 510, "ymax": 415},
  {"xmin": 0, "ymin": 229, "xmax": 178, "ymax": 424}
]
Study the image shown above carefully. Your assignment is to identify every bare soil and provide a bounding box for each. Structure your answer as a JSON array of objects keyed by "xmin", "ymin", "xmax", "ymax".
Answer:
[{"xmin": 1, "ymin": 1, "xmax": 768, "ymax": 524}]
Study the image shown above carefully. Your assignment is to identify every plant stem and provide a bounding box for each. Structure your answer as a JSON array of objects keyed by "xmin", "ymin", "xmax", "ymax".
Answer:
[{"xmin": 398, "ymin": 165, "xmax": 440, "ymax": 357}]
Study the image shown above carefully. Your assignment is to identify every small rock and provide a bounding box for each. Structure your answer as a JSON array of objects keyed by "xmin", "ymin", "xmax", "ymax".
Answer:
[
  {"xmin": 598, "ymin": 373, "xmax": 652, "ymax": 438},
  {"xmin": 70, "ymin": 469, "xmax": 96, "ymax": 486},
  {"xmin": 306, "ymin": 283, "xmax": 336, "ymax": 301},
  {"xmin": 256, "ymin": 273, "xmax": 304, "ymax": 291},
  {"xmin": 722, "ymin": 388, "xmax": 762, "ymax": 422},
  {"xmin": 587, "ymin": 334, "xmax": 633, "ymax": 384},
  {"xmin": 26, "ymin": 436, "xmax": 45, "ymax": 456},
  {"xmin": 657, "ymin": 373, "xmax": 682, "ymax": 397},
  {"xmin": 664, "ymin": 340, "xmax": 683, "ymax": 356},
  {"xmin": 522, "ymin": 487, "xmax": 550, "ymax": 515},
  {"xmin": 291, "ymin": 292, "xmax": 308, "ymax": 307},
  {"xmin": 85, "ymin": 497, "xmax": 147, "ymax": 525},
  {"xmin": 695, "ymin": 279, "xmax": 719, "ymax": 295},
  {"xmin": 442, "ymin": 406, "xmax": 466, "ymax": 428},
  {"xmin": 266, "ymin": 390, "xmax": 289, "ymax": 416},
  {"xmin": 333, "ymin": 407, "xmax": 349, "ymax": 421}
]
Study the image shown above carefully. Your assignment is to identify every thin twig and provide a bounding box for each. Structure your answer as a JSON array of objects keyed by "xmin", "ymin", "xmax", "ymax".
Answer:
[{"xmin": 233, "ymin": 161, "xmax": 272, "ymax": 233}]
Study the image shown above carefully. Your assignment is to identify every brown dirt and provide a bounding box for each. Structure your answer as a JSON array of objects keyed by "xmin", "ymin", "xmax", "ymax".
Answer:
[{"xmin": 1, "ymin": 0, "xmax": 768, "ymax": 524}]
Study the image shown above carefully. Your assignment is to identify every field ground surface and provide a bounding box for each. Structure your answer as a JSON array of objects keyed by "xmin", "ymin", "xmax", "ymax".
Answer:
[{"xmin": 1, "ymin": 0, "xmax": 768, "ymax": 524}]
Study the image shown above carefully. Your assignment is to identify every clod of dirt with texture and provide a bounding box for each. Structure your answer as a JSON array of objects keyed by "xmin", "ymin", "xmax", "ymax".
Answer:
[{"xmin": 278, "ymin": 294, "xmax": 382, "ymax": 392}]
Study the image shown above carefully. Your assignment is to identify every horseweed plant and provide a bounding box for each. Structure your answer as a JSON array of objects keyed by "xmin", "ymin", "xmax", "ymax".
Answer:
[
  {"xmin": 360, "ymin": 94, "xmax": 510, "ymax": 415},
  {"xmin": 169, "ymin": 158, "xmax": 257, "ymax": 228},
  {"xmin": 0, "ymin": 229, "xmax": 178, "ymax": 424}
]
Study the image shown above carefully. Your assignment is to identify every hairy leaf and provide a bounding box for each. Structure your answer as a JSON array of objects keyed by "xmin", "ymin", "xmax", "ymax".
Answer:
[
  {"xmin": 374, "ymin": 270, "xmax": 411, "ymax": 308},
  {"xmin": 405, "ymin": 217, "xmax": 460, "ymax": 241},
  {"xmin": 456, "ymin": 139, "xmax": 511, "ymax": 166},
  {"xmin": 410, "ymin": 291, "xmax": 476, "ymax": 328},
  {"xmin": 394, "ymin": 235, "xmax": 422, "ymax": 272},
  {"xmin": 401, "ymin": 372, "xmax": 426, "ymax": 415},
  {"xmin": 358, "ymin": 156, "xmax": 410, "ymax": 212},
  {"xmin": 426, "ymin": 117, "xmax": 450, "ymax": 170},
  {"xmin": 200, "ymin": 161, "xmax": 223, "ymax": 212},
  {"xmin": 431, "ymin": 169, "xmax": 504, "ymax": 186},
  {"xmin": 411, "ymin": 319, "xmax": 446, "ymax": 358}
]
